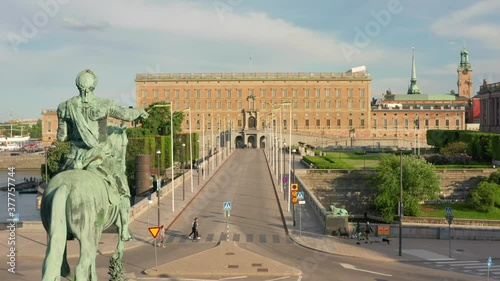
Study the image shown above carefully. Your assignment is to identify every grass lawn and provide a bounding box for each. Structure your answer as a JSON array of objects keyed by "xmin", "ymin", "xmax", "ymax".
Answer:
[
  {"xmin": 324, "ymin": 151, "xmax": 383, "ymax": 168},
  {"xmin": 420, "ymin": 203, "xmax": 500, "ymax": 220}
]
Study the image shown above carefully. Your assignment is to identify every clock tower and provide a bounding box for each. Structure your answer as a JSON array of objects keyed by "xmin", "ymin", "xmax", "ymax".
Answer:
[{"xmin": 457, "ymin": 47, "xmax": 473, "ymax": 99}]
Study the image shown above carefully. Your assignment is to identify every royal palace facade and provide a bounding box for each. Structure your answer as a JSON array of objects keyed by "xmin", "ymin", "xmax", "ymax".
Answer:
[{"xmin": 42, "ymin": 48, "xmax": 482, "ymax": 149}]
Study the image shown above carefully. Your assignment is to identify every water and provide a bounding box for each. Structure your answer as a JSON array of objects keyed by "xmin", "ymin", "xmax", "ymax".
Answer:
[
  {"xmin": 0, "ymin": 168, "xmax": 42, "ymax": 187},
  {"xmin": 0, "ymin": 168, "xmax": 42, "ymax": 222}
]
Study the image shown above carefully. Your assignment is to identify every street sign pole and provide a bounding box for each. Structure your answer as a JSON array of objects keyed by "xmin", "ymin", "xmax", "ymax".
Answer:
[
  {"xmin": 487, "ymin": 257, "xmax": 492, "ymax": 281},
  {"xmin": 445, "ymin": 207, "xmax": 453, "ymax": 258},
  {"xmin": 223, "ymin": 202, "xmax": 232, "ymax": 241},
  {"xmin": 299, "ymin": 204, "xmax": 302, "ymax": 237}
]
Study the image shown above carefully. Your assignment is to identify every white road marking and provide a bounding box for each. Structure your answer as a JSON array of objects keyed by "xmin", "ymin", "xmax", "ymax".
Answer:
[
  {"xmin": 435, "ymin": 260, "xmax": 479, "ymax": 264},
  {"xmin": 403, "ymin": 249, "xmax": 453, "ymax": 260},
  {"xmin": 220, "ymin": 277, "xmax": 248, "ymax": 280},
  {"xmin": 465, "ymin": 265, "xmax": 500, "ymax": 269},
  {"xmin": 339, "ymin": 263, "xmax": 392, "ymax": 277},
  {"xmin": 266, "ymin": 277, "xmax": 291, "ymax": 281}
]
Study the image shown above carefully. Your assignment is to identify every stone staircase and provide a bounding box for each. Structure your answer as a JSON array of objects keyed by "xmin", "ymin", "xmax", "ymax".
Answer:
[
  {"xmin": 297, "ymin": 170, "xmax": 376, "ymax": 213},
  {"xmin": 435, "ymin": 169, "xmax": 495, "ymax": 200},
  {"xmin": 296, "ymin": 168, "xmax": 497, "ymax": 214}
]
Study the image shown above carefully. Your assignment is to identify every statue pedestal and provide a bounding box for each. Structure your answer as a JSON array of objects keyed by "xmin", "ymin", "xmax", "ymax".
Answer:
[{"xmin": 325, "ymin": 215, "xmax": 348, "ymax": 236}]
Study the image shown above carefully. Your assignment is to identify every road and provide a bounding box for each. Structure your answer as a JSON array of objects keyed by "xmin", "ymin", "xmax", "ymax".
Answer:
[{"xmin": 0, "ymin": 149, "xmax": 490, "ymax": 280}]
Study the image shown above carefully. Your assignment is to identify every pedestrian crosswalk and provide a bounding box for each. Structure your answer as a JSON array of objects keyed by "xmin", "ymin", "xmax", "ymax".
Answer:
[
  {"xmin": 163, "ymin": 232, "xmax": 292, "ymax": 244},
  {"xmin": 424, "ymin": 259, "xmax": 500, "ymax": 279}
]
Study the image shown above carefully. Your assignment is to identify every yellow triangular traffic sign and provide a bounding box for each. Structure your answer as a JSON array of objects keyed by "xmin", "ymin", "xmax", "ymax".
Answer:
[{"xmin": 148, "ymin": 226, "xmax": 161, "ymax": 238}]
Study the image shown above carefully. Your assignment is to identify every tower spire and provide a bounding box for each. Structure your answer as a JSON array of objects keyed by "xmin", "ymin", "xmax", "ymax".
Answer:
[{"xmin": 407, "ymin": 47, "xmax": 421, "ymax": 95}]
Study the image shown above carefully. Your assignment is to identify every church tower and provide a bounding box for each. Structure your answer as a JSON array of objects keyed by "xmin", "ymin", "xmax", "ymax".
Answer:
[
  {"xmin": 457, "ymin": 46, "xmax": 473, "ymax": 99},
  {"xmin": 407, "ymin": 47, "xmax": 421, "ymax": 95}
]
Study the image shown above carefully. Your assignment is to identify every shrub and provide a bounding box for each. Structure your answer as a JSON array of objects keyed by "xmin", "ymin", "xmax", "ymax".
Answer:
[
  {"xmin": 422, "ymin": 154, "xmax": 472, "ymax": 165},
  {"xmin": 470, "ymin": 181, "xmax": 500, "ymax": 212},
  {"xmin": 440, "ymin": 141, "xmax": 469, "ymax": 156}
]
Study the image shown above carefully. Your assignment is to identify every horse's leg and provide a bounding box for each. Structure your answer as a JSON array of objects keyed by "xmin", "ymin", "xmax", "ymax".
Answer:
[
  {"xmin": 108, "ymin": 238, "xmax": 125, "ymax": 281},
  {"xmin": 74, "ymin": 234, "xmax": 98, "ymax": 281},
  {"xmin": 60, "ymin": 245, "xmax": 73, "ymax": 281},
  {"xmin": 42, "ymin": 185, "xmax": 69, "ymax": 281}
]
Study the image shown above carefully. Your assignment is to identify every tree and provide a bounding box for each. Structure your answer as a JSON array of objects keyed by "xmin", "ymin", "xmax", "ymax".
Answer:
[
  {"xmin": 138, "ymin": 102, "xmax": 184, "ymax": 136},
  {"xmin": 41, "ymin": 141, "xmax": 70, "ymax": 182},
  {"xmin": 29, "ymin": 119, "xmax": 42, "ymax": 139},
  {"xmin": 450, "ymin": 89, "xmax": 456, "ymax": 95},
  {"xmin": 470, "ymin": 181, "xmax": 500, "ymax": 212},
  {"xmin": 440, "ymin": 141, "xmax": 468, "ymax": 156},
  {"xmin": 373, "ymin": 155, "xmax": 441, "ymax": 222}
]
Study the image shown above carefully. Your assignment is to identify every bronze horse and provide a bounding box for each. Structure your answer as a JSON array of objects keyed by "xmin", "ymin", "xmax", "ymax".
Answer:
[{"xmin": 41, "ymin": 127, "xmax": 130, "ymax": 281}]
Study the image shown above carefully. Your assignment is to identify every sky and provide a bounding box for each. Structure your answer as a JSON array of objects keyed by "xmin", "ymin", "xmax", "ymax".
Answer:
[{"xmin": 1, "ymin": 0, "xmax": 500, "ymax": 122}]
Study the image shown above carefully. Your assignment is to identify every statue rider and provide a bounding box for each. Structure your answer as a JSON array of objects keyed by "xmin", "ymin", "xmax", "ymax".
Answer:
[{"xmin": 57, "ymin": 69, "xmax": 148, "ymax": 241}]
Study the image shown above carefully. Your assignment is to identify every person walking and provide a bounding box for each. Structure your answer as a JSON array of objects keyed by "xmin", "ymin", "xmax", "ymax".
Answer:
[
  {"xmin": 157, "ymin": 225, "xmax": 166, "ymax": 248},
  {"xmin": 188, "ymin": 218, "xmax": 200, "ymax": 240},
  {"xmin": 364, "ymin": 221, "xmax": 373, "ymax": 244}
]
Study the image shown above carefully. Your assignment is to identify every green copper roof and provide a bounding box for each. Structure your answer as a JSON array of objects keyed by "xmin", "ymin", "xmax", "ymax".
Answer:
[{"xmin": 385, "ymin": 94, "xmax": 460, "ymax": 101}]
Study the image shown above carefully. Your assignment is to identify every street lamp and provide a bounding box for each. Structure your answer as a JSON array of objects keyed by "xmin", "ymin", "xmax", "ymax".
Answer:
[
  {"xmin": 207, "ymin": 137, "xmax": 210, "ymax": 176},
  {"xmin": 151, "ymin": 103, "xmax": 175, "ymax": 212},
  {"xmin": 197, "ymin": 139, "xmax": 200, "ymax": 185},
  {"xmin": 182, "ymin": 143, "xmax": 186, "ymax": 201},
  {"xmin": 201, "ymin": 113, "xmax": 206, "ymax": 180},
  {"xmin": 349, "ymin": 128, "xmax": 355, "ymax": 148},
  {"xmin": 156, "ymin": 149, "xmax": 161, "ymax": 226},
  {"xmin": 182, "ymin": 107, "xmax": 194, "ymax": 193},
  {"xmin": 44, "ymin": 145, "xmax": 56, "ymax": 183}
]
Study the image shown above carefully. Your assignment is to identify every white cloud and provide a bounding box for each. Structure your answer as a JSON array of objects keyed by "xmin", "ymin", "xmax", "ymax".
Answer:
[
  {"xmin": 61, "ymin": 17, "xmax": 111, "ymax": 31},
  {"xmin": 431, "ymin": 1, "xmax": 500, "ymax": 48}
]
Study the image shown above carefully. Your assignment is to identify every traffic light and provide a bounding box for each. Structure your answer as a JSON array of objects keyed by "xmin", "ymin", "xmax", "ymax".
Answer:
[{"xmin": 291, "ymin": 183, "xmax": 299, "ymax": 204}]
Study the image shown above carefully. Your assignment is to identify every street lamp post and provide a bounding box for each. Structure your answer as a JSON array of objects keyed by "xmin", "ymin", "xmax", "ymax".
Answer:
[
  {"xmin": 151, "ymin": 103, "xmax": 175, "ymax": 212},
  {"xmin": 202, "ymin": 113, "xmax": 206, "ymax": 180},
  {"xmin": 156, "ymin": 149, "xmax": 161, "ymax": 226},
  {"xmin": 197, "ymin": 139, "xmax": 200, "ymax": 185},
  {"xmin": 207, "ymin": 137, "xmax": 210, "ymax": 176},
  {"xmin": 282, "ymin": 141, "xmax": 286, "ymax": 199},
  {"xmin": 182, "ymin": 143, "xmax": 186, "ymax": 201},
  {"xmin": 44, "ymin": 145, "xmax": 55, "ymax": 183},
  {"xmin": 292, "ymin": 148, "xmax": 296, "ymax": 216}
]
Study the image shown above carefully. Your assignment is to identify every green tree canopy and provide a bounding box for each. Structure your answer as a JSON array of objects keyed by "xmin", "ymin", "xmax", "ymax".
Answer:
[
  {"xmin": 440, "ymin": 141, "xmax": 468, "ymax": 156},
  {"xmin": 41, "ymin": 141, "xmax": 70, "ymax": 182},
  {"xmin": 138, "ymin": 102, "xmax": 184, "ymax": 136},
  {"xmin": 373, "ymin": 154, "xmax": 441, "ymax": 222},
  {"xmin": 470, "ymin": 181, "xmax": 500, "ymax": 212},
  {"xmin": 29, "ymin": 119, "xmax": 42, "ymax": 139}
]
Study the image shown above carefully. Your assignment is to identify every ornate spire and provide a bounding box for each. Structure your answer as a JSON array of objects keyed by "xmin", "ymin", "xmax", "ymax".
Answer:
[
  {"xmin": 458, "ymin": 43, "xmax": 472, "ymax": 72},
  {"xmin": 407, "ymin": 47, "xmax": 421, "ymax": 95}
]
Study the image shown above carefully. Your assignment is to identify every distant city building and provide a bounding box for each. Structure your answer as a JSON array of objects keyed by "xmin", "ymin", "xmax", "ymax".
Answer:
[
  {"xmin": 41, "ymin": 109, "xmax": 57, "ymax": 145},
  {"xmin": 370, "ymin": 48, "xmax": 475, "ymax": 149},
  {"xmin": 135, "ymin": 68, "xmax": 372, "ymax": 148},
  {"xmin": 40, "ymin": 48, "xmax": 483, "ymax": 149},
  {"xmin": 477, "ymin": 79, "xmax": 500, "ymax": 133},
  {"xmin": 41, "ymin": 109, "xmax": 133, "ymax": 146}
]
